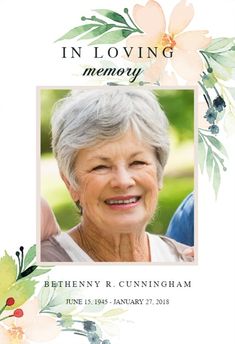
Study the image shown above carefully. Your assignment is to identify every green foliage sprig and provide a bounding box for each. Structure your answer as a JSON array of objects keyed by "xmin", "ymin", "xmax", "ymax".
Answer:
[
  {"xmin": 56, "ymin": 8, "xmax": 142, "ymax": 44},
  {"xmin": 198, "ymin": 129, "xmax": 228, "ymax": 198},
  {"xmin": 198, "ymin": 37, "xmax": 235, "ymax": 196},
  {"xmin": 0, "ymin": 245, "xmax": 50, "ymax": 318}
]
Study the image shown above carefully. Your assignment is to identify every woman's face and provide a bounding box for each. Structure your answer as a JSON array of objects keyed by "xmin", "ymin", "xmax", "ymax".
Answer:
[{"xmin": 71, "ymin": 129, "xmax": 159, "ymax": 234}]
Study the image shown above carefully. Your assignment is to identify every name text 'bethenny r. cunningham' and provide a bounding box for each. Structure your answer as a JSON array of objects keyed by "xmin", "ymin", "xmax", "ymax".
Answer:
[{"xmin": 44, "ymin": 280, "xmax": 191, "ymax": 288}]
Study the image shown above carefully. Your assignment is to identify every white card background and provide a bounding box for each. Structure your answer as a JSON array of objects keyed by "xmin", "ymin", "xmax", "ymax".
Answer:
[{"xmin": 0, "ymin": 1, "xmax": 235, "ymax": 343}]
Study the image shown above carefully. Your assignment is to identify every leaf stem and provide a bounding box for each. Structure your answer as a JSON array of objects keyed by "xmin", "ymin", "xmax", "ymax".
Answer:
[
  {"xmin": 200, "ymin": 50, "xmax": 211, "ymax": 70},
  {"xmin": 203, "ymin": 94, "xmax": 210, "ymax": 108},
  {"xmin": 82, "ymin": 15, "xmax": 140, "ymax": 33},
  {"xmin": 16, "ymin": 252, "xmax": 21, "ymax": 278},
  {"xmin": 39, "ymin": 285, "xmax": 57, "ymax": 313},
  {"xmin": 83, "ymin": 16, "xmax": 106, "ymax": 24},
  {"xmin": 19, "ymin": 247, "xmax": 24, "ymax": 275},
  {"xmin": 198, "ymin": 81, "xmax": 213, "ymax": 108},
  {"xmin": 199, "ymin": 132, "xmax": 227, "ymax": 170},
  {"xmin": 40, "ymin": 310, "xmax": 58, "ymax": 316},
  {"xmin": 62, "ymin": 328, "xmax": 87, "ymax": 336},
  {"xmin": 213, "ymin": 85, "xmax": 220, "ymax": 97},
  {"xmin": 124, "ymin": 8, "xmax": 143, "ymax": 33},
  {"xmin": 0, "ymin": 315, "xmax": 13, "ymax": 322},
  {"xmin": 0, "ymin": 305, "xmax": 6, "ymax": 317}
]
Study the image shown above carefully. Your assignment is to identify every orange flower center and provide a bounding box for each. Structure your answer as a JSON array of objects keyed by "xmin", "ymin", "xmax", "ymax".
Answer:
[
  {"xmin": 7, "ymin": 325, "xmax": 24, "ymax": 344},
  {"xmin": 162, "ymin": 34, "xmax": 176, "ymax": 48}
]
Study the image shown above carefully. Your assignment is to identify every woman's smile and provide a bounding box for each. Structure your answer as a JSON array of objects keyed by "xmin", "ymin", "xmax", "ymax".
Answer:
[{"xmin": 104, "ymin": 195, "xmax": 142, "ymax": 210}]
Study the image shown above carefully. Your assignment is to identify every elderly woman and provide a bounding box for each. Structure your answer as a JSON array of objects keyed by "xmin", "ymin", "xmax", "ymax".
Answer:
[{"xmin": 41, "ymin": 88, "xmax": 193, "ymax": 263}]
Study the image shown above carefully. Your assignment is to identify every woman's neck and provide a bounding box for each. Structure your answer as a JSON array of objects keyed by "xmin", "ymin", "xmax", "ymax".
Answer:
[{"xmin": 68, "ymin": 222, "xmax": 151, "ymax": 262}]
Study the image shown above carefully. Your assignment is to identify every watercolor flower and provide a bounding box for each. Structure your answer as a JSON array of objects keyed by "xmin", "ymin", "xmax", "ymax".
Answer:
[
  {"xmin": 0, "ymin": 298, "xmax": 60, "ymax": 343},
  {"xmin": 126, "ymin": 0, "xmax": 211, "ymax": 83}
]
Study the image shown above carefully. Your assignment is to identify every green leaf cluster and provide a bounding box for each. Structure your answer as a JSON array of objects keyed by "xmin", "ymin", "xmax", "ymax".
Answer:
[
  {"xmin": 198, "ymin": 132, "xmax": 228, "ymax": 198},
  {"xmin": 55, "ymin": 8, "xmax": 142, "ymax": 45},
  {"xmin": 203, "ymin": 37, "xmax": 235, "ymax": 80},
  {"xmin": 38, "ymin": 284, "xmax": 79, "ymax": 315},
  {"xmin": 0, "ymin": 245, "xmax": 51, "ymax": 313}
]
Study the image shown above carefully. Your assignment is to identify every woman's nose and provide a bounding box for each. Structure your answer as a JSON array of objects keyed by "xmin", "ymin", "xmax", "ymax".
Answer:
[{"xmin": 110, "ymin": 166, "xmax": 135, "ymax": 189}]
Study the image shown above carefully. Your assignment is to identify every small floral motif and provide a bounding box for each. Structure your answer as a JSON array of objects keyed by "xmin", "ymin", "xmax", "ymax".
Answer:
[
  {"xmin": 213, "ymin": 96, "xmax": 226, "ymax": 112},
  {"xmin": 88, "ymin": 332, "xmax": 100, "ymax": 344},
  {"xmin": 204, "ymin": 108, "xmax": 217, "ymax": 124},
  {"xmin": 84, "ymin": 320, "xmax": 97, "ymax": 332}
]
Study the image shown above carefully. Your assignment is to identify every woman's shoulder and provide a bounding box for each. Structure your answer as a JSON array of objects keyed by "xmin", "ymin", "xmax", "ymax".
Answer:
[
  {"xmin": 148, "ymin": 233, "xmax": 194, "ymax": 262},
  {"xmin": 41, "ymin": 235, "xmax": 72, "ymax": 262}
]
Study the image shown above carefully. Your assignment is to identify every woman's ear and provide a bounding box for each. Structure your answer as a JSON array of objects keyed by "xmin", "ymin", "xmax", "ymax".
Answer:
[{"xmin": 60, "ymin": 173, "xmax": 80, "ymax": 202}]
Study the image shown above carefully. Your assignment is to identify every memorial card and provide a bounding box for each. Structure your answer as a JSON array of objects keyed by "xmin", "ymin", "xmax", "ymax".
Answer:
[{"xmin": 0, "ymin": 1, "xmax": 234, "ymax": 343}]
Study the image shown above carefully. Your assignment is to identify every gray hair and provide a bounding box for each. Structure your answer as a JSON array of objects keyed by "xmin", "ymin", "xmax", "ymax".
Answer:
[{"xmin": 51, "ymin": 88, "xmax": 170, "ymax": 188}]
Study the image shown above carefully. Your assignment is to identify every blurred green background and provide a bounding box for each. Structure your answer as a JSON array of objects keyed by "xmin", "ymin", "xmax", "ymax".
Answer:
[{"xmin": 40, "ymin": 88, "xmax": 194, "ymax": 235}]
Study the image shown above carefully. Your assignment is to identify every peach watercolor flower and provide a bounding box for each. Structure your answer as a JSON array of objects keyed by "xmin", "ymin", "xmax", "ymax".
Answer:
[
  {"xmin": 126, "ymin": 0, "xmax": 211, "ymax": 83},
  {"xmin": 0, "ymin": 298, "xmax": 60, "ymax": 343}
]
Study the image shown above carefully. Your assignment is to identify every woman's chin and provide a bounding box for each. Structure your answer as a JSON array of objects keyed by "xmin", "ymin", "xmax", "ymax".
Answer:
[{"xmin": 102, "ymin": 217, "xmax": 149, "ymax": 234}]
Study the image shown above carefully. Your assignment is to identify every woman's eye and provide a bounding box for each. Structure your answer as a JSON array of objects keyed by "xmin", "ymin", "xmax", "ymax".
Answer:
[
  {"xmin": 131, "ymin": 160, "xmax": 147, "ymax": 166},
  {"xmin": 92, "ymin": 165, "xmax": 109, "ymax": 171}
]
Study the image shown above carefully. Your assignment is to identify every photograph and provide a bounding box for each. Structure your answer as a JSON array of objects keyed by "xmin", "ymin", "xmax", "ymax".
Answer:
[{"xmin": 39, "ymin": 87, "xmax": 195, "ymax": 263}]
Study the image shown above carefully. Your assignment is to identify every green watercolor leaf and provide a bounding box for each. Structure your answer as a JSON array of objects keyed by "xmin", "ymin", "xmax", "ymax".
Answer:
[
  {"xmin": 205, "ymin": 135, "xmax": 228, "ymax": 158},
  {"xmin": 202, "ymin": 73, "xmax": 217, "ymax": 88},
  {"xmin": 23, "ymin": 245, "xmax": 36, "ymax": 270},
  {"xmin": 206, "ymin": 146, "xmax": 214, "ymax": 180},
  {"xmin": 211, "ymin": 51, "xmax": 235, "ymax": 68},
  {"xmin": 80, "ymin": 24, "xmax": 115, "ymax": 40},
  {"xmin": 21, "ymin": 265, "xmax": 37, "ymax": 278},
  {"xmin": 0, "ymin": 251, "xmax": 17, "ymax": 296},
  {"xmin": 204, "ymin": 37, "xmax": 235, "ymax": 53},
  {"xmin": 48, "ymin": 289, "xmax": 77, "ymax": 308},
  {"xmin": 94, "ymin": 9, "xmax": 128, "ymax": 25},
  {"xmin": 55, "ymin": 24, "xmax": 99, "ymax": 42},
  {"xmin": 102, "ymin": 308, "xmax": 127, "ymax": 317},
  {"xmin": 2, "ymin": 279, "xmax": 37, "ymax": 310},
  {"xmin": 89, "ymin": 29, "xmax": 133, "ymax": 45},
  {"xmin": 38, "ymin": 283, "xmax": 55, "ymax": 310},
  {"xmin": 209, "ymin": 57, "xmax": 232, "ymax": 80},
  {"xmin": 198, "ymin": 134, "xmax": 206, "ymax": 173},
  {"xmin": 213, "ymin": 159, "xmax": 221, "ymax": 198},
  {"xmin": 46, "ymin": 289, "xmax": 79, "ymax": 314},
  {"xmin": 25, "ymin": 268, "xmax": 51, "ymax": 278}
]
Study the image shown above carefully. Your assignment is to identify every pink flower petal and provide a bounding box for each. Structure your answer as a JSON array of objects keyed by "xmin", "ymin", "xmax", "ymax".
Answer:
[
  {"xmin": 168, "ymin": 0, "xmax": 194, "ymax": 35},
  {"xmin": 175, "ymin": 30, "xmax": 211, "ymax": 50},
  {"xmin": 144, "ymin": 56, "xmax": 167, "ymax": 82},
  {"xmin": 133, "ymin": 0, "xmax": 166, "ymax": 37},
  {"xmin": 15, "ymin": 298, "xmax": 40, "ymax": 328},
  {"xmin": 125, "ymin": 34, "xmax": 160, "ymax": 62},
  {"xmin": 25, "ymin": 315, "xmax": 60, "ymax": 341},
  {"xmin": 0, "ymin": 326, "xmax": 11, "ymax": 344},
  {"xmin": 171, "ymin": 49, "xmax": 203, "ymax": 82},
  {"xmin": 159, "ymin": 71, "xmax": 178, "ymax": 85}
]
